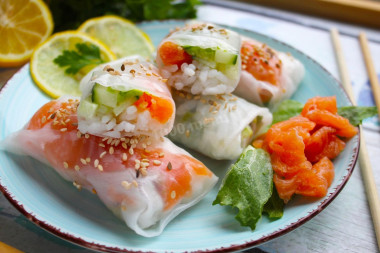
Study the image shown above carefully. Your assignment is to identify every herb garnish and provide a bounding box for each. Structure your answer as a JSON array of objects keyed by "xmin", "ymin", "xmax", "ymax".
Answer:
[{"xmin": 53, "ymin": 43, "xmax": 105, "ymax": 75}]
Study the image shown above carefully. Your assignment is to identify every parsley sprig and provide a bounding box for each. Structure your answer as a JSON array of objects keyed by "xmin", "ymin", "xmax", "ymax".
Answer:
[{"xmin": 53, "ymin": 43, "xmax": 105, "ymax": 75}]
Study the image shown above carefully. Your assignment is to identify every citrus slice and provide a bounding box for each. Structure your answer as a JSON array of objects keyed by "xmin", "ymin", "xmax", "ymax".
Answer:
[
  {"xmin": 0, "ymin": 0, "xmax": 54, "ymax": 67},
  {"xmin": 78, "ymin": 15, "xmax": 155, "ymax": 59},
  {"xmin": 30, "ymin": 31, "xmax": 116, "ymax": 98}
]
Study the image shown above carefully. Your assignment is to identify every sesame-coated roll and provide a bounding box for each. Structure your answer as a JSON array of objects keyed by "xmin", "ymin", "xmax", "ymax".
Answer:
[
  {"xmin": 78, "ymin": 56, "xmax": 175, "ymax": 139},
  {"xmin": 156, "ymin": 22, "xmax": 241, "ymax": 95},
  {"xmin": 169, "ymin": 91, "xmax": 272, "ymax": 160},
  {"xmin": 2, "ymin": 97, "xmax": 218, "ymax": 237},
  {"xmin": 234, "ymin": 37, "xmax": 304, "ymax": 108}
]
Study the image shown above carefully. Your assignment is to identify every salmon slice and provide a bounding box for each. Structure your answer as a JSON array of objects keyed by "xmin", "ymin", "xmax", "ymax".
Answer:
[
  {"xmin": 305, "ymin": 126, "xmax": 345, "ymax": 163},
  {"xmin": 158, "ymin": 41, "xmax": 192, "ymax": 67},
  {"xmin": 260, "ymin": 96, "xmax": 356, "ymax": 202}
]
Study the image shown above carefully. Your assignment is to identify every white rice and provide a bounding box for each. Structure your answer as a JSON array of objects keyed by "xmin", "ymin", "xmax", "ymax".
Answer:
[
  {"xmin": 162, "ymin": 60, "xmax": 236, "ymax": 95},
  {"xmin": 78, "ymin": 105, "xmax": 163, "ymax": 139}
]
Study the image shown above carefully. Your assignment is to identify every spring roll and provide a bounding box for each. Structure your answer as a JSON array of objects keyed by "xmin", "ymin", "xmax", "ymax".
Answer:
[
  {"xmin": 156, "ymin": 22, "xmax": 241, "ymax": 95},
  {"xmin": 169, "ymin": 91, "xmax": 273, "ymax": 160},
  {"xmin": 78, "ymin": 56, "xmax": 175, "ymax": 139},
  {"xmin": 2, "ymin": 97, "xmax": 218, "ymax": 237},
  {"xmin": 234, "ymin": 37, "xmax": 304, "ymax": 108}
]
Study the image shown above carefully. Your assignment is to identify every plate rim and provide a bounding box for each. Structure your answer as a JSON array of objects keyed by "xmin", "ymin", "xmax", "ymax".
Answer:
[{"xmin": 0, "ymin": 20, "xmax": 360, "ymax": 253}]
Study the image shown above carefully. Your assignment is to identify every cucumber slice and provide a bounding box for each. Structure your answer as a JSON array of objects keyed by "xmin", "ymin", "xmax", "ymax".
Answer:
[
  {"xmin": 241, "ymin": 125, "xmax": 254, "ymax": 148},
  {"xmin": 182, "ymin": 46, "xmax": 215, "ymax": 62},
  {"xmin": 215, "ymin": 50, "xmax": 238, "ymax": 65},
  {"xmin": 78, "ymin": 99, "xmax": 98, "ymax": 118},
  {"xmin": 92, "ymin": 83, "xmax": 119, "ymax": 108},
  {"xmin": 117, "ymin": 89, "xmax": 143, "ymax": 104}
]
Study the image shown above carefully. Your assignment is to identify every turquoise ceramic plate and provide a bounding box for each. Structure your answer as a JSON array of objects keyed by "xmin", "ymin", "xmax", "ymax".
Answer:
[{"xmin": 0, "ymin": 20, "xmax": 359, "ymax": 252}]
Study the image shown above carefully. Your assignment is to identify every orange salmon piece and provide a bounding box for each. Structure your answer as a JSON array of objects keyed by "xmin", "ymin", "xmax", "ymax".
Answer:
[
  {"xmin": 158, "ymin": 41, "xmax": 192, "ymax": 67},
  {"xmin": 273, "ymin": 174, "xmax": 298, "ymax": 203},
  {"xmin": 301, "ymin": 96, "xmax": 358, "ymax": 138},
  {"xmin": 305, "ymin": 126, "xmax": 345, "ymax": 163},
  {"xmin": 296, "ymin": 157, "xmax": 334, "ymax": 197},
  {"xmin": 134, "ymin": 92, "xmax": 174, "ymax": 123},
  {"xmin": 302, "ymin": 96, "xmax": 338, "ymax": 115}
]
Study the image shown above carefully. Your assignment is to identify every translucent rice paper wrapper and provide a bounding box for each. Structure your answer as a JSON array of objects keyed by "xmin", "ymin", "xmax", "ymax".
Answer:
[
  {"xmin": 169, "ymin": 91, "xmax": 273, "ymax": 160},
  {"xmin": 1, "ymin": 97, "xmax": 218, "ymax": 237},
  {"xmin": 234, "ymin": 37, "xmax": 305, "ymax": 108},
  {"xmin": 156, "ymin": 22, "xmax": 241, "ymax": 95},
  {"xmin": 79, "ymin": 56, "xmax": 175, "ymax": 139}
]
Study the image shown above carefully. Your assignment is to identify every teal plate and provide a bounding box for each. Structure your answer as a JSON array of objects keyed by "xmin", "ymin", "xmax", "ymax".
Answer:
[{"xmin": 0, "ymin": 20, "xmax": 359, "ymax": 252}]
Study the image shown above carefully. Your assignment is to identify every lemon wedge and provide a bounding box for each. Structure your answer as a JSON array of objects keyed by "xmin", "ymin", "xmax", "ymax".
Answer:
[
  {"xmin": 30, "ymin": 31, "xmax": 116, "ymax": 98},
  {"xmin": 0, "ymin": 0, "xmax": 54, "ymax": 67},
  {"xmin": 78, "ymin": 15, "xmax": 155, "ymax": 59}
]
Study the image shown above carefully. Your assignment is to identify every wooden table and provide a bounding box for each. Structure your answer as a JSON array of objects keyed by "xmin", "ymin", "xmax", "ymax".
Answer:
[{"xmin": 1, "ymin": 1, "xmax": 380, "ymax": 252}]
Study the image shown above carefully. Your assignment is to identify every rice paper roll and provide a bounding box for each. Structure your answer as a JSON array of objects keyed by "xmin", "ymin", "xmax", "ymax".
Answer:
[
  {"xmin": 234, "ymin": 37, "xmax": 305, "ymax": 108},
  {"xmin": 169, "ymin": 91, "xmax": 272, "ymax": 160},
  {"xmin": 78, "ymin": 56, "xmax": 175, "ymax": 139},
  {"xmin": 156, "ymin": 22, "xmax": 241, "ymax": 95},
  {"xmin": 2, "ymin": 97, "xmax": 218, "ymax": 237}
]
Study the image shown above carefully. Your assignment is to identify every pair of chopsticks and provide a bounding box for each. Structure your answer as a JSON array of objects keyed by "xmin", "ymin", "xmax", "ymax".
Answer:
[{"xmin": 331, "ymin": 29, "xmax": 380, "ymax": 249}]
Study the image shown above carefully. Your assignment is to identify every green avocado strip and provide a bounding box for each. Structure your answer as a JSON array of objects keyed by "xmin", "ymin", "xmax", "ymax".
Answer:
[{"xmin": 213, "ymin": 146, "xmax": 273, "ymax": 230}]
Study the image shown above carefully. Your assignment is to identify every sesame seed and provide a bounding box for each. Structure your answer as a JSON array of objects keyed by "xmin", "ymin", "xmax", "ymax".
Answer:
[
  {"xmin": 98, "ymin": 164, "xmax": 104, "ymax": 171},
  {"xmin": 147, "ymin": 140, "xmax": 151, "ymax": 146},
  {"xmin": 121, "ymin": 181, "xmax": 132, "ymax": 190},
  {"xmin": 122, "ymin": 153, "xmax": 128, "ymax": 161},
  {"xmin": 107, "ymin": 138, "xmax": 112, "ymax": 145},
  {"xmin": 171, "ymin": 191, "xmax": 176, "ymax": 199},
  {"xmin": 140, "ymin": 167, "xmax": 148, "ymax": 177},
  {"xmin": 232, "ymin": 105, "xmax": 237, "ymax": 111},
  {"xmin": 141, "ymin": 162, "xmax": 149, "ymax": 168},
  {"xmin": 73, "ymin": 181, "xmax": 82, "ymax": 190},
  {"xmin": 142, "ymin": 143, "xmax": 147, "ymax": 149},
  {"xmin": 121, "ymin": 205, "xmax": 127, "ymax": 211},
  {"xmin": 141, "ymin": 158, "xmax": 149, "ymax": 162},
  {"xmin": 41, "ymin": 116, "xmax": 46, "ymax": 123},
  {"xmin": 80, "ymin": 158, "xmax": 87, "ymax": 165},
  {"xmin": 85, "ymin": 134, "xmax": 89, "ymax": 139},
  {"xmin": 167, "ymin": 162, "xmax": 172, "ymax": 171},
  {"xmin": 121, "ymin": 142, "xmax": 127, "ymax": 149},
  {"xmin": 129, "ymin": 147, "xmax": 134, "ymax": 155},
  {"xmin": 65, "ymin": 118, "xmax": 70, "ymax": 123},
  {"xmin": 53, "ymin": 121, "xmax": 59, "ymax": 125},
  {"xmin": 94, "ymin": 159, "xmax": 99, "ymax": 167},
  {"xmin": 86, "ymin": 157, "xmax": 91, "ymax": 163},
  {"xmin": 77, "ymin": 131, "xmax": 82, "ymax": 138},
  {"xmin": 185, "ymin": 129, "xmax": 190, "ymax": 137},
  {"xmin": 109, "ymin": 146, "xmax": 114, "ymax": 155},
  {"xmin": 74, "ymin": 165, "xmax": 80, "ymax": 171},
  {"xmin": 121, "ymin": 137, "xmax": 126, "ymax": 141},
  {"xmin": 60, "ymin": 128, "xmax": 67, "ymax": 132},
  {"xmin": 114, "ymin": 139, "xmax": 120, "ymax": 147},
  {"xmin": 159, "ymin": 152, "xmax": 165, "ymax": 158},
  {"xmin": 132, "ymin": 180, "xmax": 138, "ymax": 187},
  {"xmin": 99, "ymin": 143, "xmax": 105, "ymax": 147},
  {"xmin": 63, "ymin": 162, "xmax": 69, "ymax": 168},
  {"xmin": 92, "ymin": 188, "xmax": 97, "ymax": 194},
  {"xmin": 153, "ymin": 160, "xmax": 162, "ymax": 166},
  {"xmin": 135, "ymin": 163, "xmax": 141, "ymax": 170},
  {"xmin": 100, "ymin": 151, "xmax": 107, "ymax": 159},
  {"xmin": 102, "ymin": 137, "xmax": 108, "ymax": 142}
]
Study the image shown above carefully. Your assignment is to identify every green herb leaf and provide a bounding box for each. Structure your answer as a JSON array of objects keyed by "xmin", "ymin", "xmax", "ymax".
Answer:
[
  {"xmin": 272, "ymin": 100, "xmax": 303, "ymax": 124},
  {"xmin": 272, "ymin": 100, "xmax": 377, "ymax": 127},
  {"xmin": 338, "ymin": 106, "xmax": 378, "ymax": 126},
  {"xmin": 53, "ymin": 43, "xmax": 105, "ymax": 75},
  {"xmin": 263, "ymin": 186, "xmax": 284, "ymax": 219},
  {"xmin": 213, "ymin": 146, "xmax": 273, "ymax": 230}
]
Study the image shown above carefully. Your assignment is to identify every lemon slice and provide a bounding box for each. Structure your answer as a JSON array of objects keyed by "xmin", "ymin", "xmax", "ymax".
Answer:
[
  {"xmin": 78, "ymin": 15, "xmax": 155, "ymax": 59},
  {"xmin": 30, "ymin": 31, "xmax": 116, "ymax": 98},
  {"xmin": 0, "ymin": 0, "xmax": 54, "ymax": 67}
]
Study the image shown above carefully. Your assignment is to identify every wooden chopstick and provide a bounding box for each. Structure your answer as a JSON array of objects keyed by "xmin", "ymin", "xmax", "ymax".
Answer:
[
  {"xmin": 359, "ymin": 32, "xmax": 380, "ymax": 120},
  {"xmin": 330, "ymin": 28, "xmax": 380, "ymax": 250}
]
